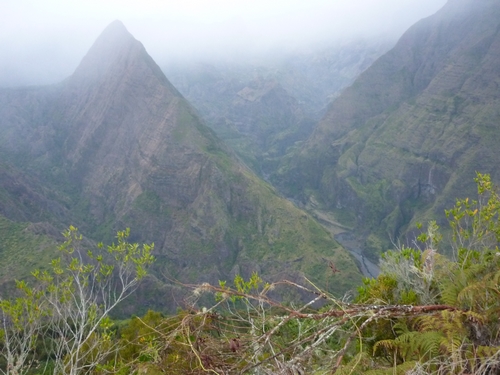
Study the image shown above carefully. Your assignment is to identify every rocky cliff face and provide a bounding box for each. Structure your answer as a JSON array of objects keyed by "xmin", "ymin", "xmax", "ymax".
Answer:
[
  {"xmin": 277, "ymin": 0, "xmax": 500, "ymax": 255},
  {"xmin": 0, "ymin": 21, "xmax": 361, "ymax": 310}
]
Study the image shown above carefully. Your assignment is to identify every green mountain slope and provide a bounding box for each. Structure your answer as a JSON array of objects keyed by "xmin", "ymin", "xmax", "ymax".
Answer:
[
  {"xmin": 0, "ymin": 215, "xmax": 59, "ymax": 284},
  {"xmin": 0, "ymin": 21, "xmax": 361, "ymax": 309},
  {"xmin": 276, "ymin": 0, "xmax": 500, "ymax": 256}
]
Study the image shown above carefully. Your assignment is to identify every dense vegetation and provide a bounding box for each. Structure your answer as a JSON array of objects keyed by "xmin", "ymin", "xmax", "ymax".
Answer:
[
  {"xmin": 1, "ymin": 173, "xmax": 500, "ymax": 374},
  {"xmin": 2, "ymin": 4, "xmax": 499, "ymax": 373}
]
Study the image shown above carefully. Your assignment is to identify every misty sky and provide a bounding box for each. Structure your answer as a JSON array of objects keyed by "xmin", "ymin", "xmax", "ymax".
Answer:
[{"xmin": 1, "ymin": 0, "xmax": 447, "ymax": 87}]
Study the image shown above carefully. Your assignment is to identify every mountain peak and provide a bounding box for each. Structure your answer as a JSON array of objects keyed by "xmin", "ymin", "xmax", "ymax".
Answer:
[
  {"xmin": 100, "ymin": 20, "xmax": 130, "ymax": 38},
  {"xmin": 69, "ymin": 20, "xmax": 148, "ymax": 84}
]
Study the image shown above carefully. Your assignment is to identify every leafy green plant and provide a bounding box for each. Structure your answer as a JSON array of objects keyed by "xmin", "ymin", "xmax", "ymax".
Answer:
[
  {"xmin": 358, "ymin": 173, "xmax": 500, "ymax": 374},
  {"xmin": 0, "ymin": 226, "xmax": 154, "ymax": 375},
  {"xmin": 114, "ymin": 174, "xmax": 499, "ymax": 374},
  {"xmin": 0, "ymin": 280, "xmax": 47, "ymax": 375}
]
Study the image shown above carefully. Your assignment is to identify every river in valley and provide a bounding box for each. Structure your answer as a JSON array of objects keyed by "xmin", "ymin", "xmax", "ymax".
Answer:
[{"xmin": 335, "ymin": 233, "xmax": 380, "ymax": 279}]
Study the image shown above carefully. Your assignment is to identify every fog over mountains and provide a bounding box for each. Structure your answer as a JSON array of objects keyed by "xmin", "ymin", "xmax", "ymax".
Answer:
[
  {"xmin": 0, "ymin": 0, "xmax": 446, "ymax": 87},
  {"xmin": 164, "ymin": 39, "xmax": 391, "ymax": 174},
  {"xmin": 1, "ymin": 0, "xmax": 499, "ymax": 313}
]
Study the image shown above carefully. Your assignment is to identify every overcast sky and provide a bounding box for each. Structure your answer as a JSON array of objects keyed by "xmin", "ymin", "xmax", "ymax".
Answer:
[{"xmin": 1, "ymin": 0, "xmax": 447, "ymax": 87}]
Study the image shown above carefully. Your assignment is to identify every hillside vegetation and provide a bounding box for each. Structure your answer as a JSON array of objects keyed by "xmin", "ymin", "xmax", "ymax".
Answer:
[
  {"xmin": 1, "ymin": 0, "xmax": 500, "ymax": 372},
  {"xmin": 0, "ymin": 21, "xmax": 361, "ymax": 310},
  {"xmin": 276, "ymin": 0, "xmax": 500, "ymax": 257},
  {"xmin": 2, "ymin": 173, "xmax": 499, "ymax": 374}
]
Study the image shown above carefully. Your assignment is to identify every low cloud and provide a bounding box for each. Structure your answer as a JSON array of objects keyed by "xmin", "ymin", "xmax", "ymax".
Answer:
[{"xmin": 0, "ymin": 0, "xmax": 447, "ymax": 86}]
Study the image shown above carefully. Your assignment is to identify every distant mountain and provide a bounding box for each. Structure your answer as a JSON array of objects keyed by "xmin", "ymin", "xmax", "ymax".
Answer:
[
  {"xmin": 0, "ymin": 21, "xmax": 361, "ymax": 311},
  {"xmin": 164, "ymin": 40, "xmax": 391, "ymax": 174},
  {"xmin": 277, "ymin": 0, "xmax": 500, "ymax": 257}
]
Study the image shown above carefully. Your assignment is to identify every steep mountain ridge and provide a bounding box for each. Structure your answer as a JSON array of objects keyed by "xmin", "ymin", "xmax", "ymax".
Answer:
[
  {"xmin": 0, "ymin": 21, "xmax": 361, "ymax": 309},
  {"xmin": 277, "ymin": 0, "xmax": 500, "ymax": 255}
]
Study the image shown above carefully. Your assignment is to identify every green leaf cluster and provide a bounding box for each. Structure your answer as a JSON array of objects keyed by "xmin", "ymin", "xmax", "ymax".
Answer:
[
  {"xmin": 0, "ymin": 226, "xmax": 154, "ymax": 375},
  {"xmin": 354, "ymin": 173, "xmax": 500, "ymax": 374}
]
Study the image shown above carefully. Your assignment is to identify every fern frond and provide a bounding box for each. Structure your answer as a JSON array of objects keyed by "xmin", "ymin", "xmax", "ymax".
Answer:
[
  {"xmin": 457, "ymin": 279, "xmax": 499, "ymax": 309},
  {"xmin": 392, "ymin": 321, "xmax": 410, "ymax": 336},
  {"xmin": 373, "ymin": 339, "xmax": 397, "ymax": 356},
  {"xmin": 415, "ymin": 331, "xmax": 442, "ymax": 359},
  {"xmin": 394, "ymin": 331, "xmax": 419, "ymax": 360},
  {"xmin": 439, "ymin": 334, "xmax": 465, "ymax": 356},
  {"xmin": 476, "ymin": 345, "xmax": 500, "ymax": 359},
  {"xmin": 439, "ymin": 278, "xmax": 463, "ymax": 306},
  {"xmin": 414, "ymin": 315, "xmax": 437, "ymax": 332},
  {"xmin": 463, "ymin": 310, "xmax": 486, "ymax": 325}
]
